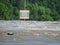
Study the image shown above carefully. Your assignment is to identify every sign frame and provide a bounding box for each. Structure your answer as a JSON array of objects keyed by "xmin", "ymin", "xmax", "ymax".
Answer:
[{"xmin": 20, "ymin": 10, "xmax": 29, "ymax": 19}]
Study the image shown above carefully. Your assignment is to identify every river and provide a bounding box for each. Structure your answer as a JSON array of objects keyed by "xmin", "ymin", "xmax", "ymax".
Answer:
[{"xmin": 0, "ymin": 30, "xmax": 60, "ymax": 45}]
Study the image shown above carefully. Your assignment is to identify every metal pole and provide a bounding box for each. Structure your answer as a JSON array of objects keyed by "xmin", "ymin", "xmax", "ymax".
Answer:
[{"xmin": 24, "ymin": 0, "xmax": 26, "ymax": 10}]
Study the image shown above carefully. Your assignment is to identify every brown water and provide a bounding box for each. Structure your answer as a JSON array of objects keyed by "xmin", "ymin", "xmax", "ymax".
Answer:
[{"xmin": 0, "ymin": 30, "xmax": 60, "ymax": 45}]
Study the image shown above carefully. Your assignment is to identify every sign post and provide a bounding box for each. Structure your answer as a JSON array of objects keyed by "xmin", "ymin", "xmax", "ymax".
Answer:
[
  {"xmin": 20, "ymin": 0, "xmax": 30, "ymax": 20},
  {"xmin": 20, "ymin": 10, "xmax": 29, "ymax": 20},
  {"xmin": 24, "ymin": 0, "xmax": 26, "ymax": 10}
]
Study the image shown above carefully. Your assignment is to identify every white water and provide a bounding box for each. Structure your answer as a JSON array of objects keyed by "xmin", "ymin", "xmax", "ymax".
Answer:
[
  {"xmin": 0, "ymin": 21, "xmax": 60, "ymax": 31},
  {"xmin": 0, "ymin": 21, "xmax": 60, "ymax": 45}
]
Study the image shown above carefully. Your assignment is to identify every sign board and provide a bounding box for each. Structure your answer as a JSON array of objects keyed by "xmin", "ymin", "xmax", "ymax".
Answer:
[{"xmin": 20, "ymin": 10, "xmax": 29, "ymax": 19}]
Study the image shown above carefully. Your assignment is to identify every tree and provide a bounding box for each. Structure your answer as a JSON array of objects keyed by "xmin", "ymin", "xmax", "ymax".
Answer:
[
  {"xmin": 39, "ymin": 15, "xmax": 53, "ymax": 21},
  {"xmin": 0, "ymin": 0, "xmax": 60, "ymax": 20},
  {"xmin": 13, "ymin": 7, "xmax": 19, "ymax": 20},
  {"xmin": 51, "ymin": 9, "xmax": 60, "ymax": 21},
  {"xmin": 0, "ymin": 3, "xmax": 10, "ymax": 20}
]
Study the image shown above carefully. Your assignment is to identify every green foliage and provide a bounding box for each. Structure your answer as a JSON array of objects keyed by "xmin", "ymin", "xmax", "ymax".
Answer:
[
  {"xmin": 28, "ymin": 0, "xmax": 60, "ymax": 21},
  {"xmin": 0, "ymin": 3, "xmax": 10, "ymax": 20},
  {"xmin": 39, "ymin": 15, "xmax": 53, "ymax": 21},
  {"xmin": 0, "ymin": 0, "xmax": 19, "ymax": 20},
  {"xmin": 51, "ymin": 9, "xmax": 60, "ymax": 21},
  {"xmin": 0, "ymin": 0, "xmax": 60, "ymax": 21}
]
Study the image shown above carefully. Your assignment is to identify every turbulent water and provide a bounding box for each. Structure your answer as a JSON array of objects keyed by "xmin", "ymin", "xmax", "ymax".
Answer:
[
  {"xmin": 0, "ymin": 21, "xmax": 60, "ymax": 31},
  {"xmin": 0, "ymin": 30, "xmax": 60, "ymax": 45},
  {"xmin": 0, "ymin": 21, "xmax": 60, "ymax": 45}
]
